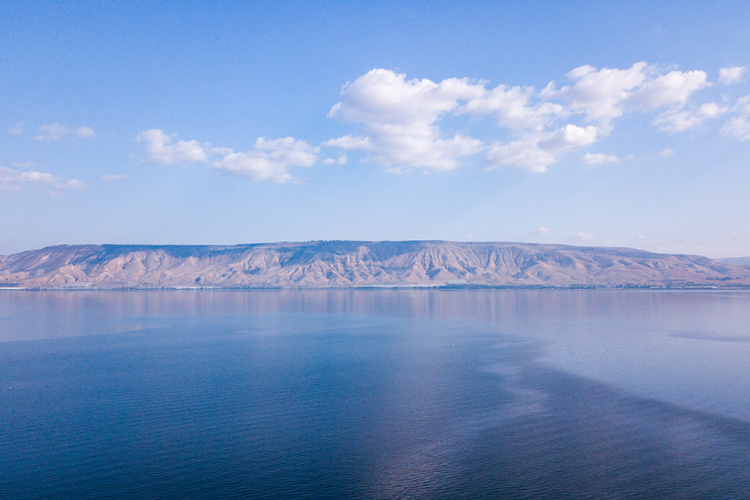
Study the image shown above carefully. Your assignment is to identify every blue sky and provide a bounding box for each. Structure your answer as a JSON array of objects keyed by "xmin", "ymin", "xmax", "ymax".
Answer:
[{"xmin": 2, "ymin": 1, "xmax": 750, "ymax": 257}]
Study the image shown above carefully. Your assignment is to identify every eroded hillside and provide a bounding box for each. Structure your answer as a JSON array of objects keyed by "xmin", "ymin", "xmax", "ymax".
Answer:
[{"xmin": 1, "ymin": 241, "xmax": 749, "ymax": 288}]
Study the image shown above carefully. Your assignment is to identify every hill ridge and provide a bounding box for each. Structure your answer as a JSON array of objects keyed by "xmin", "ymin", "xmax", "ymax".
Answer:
[{"xmin": 1, "ymin": 241, "xmax": 749, "ymax": 289}]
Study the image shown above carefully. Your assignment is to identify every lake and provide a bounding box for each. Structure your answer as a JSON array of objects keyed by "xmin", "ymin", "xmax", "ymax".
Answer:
[{"xmin": 1, "ymin": 289, "xmax": 749, "ymax": 499}]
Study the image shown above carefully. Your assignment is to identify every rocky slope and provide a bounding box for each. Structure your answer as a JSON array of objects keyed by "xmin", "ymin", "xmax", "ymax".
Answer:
[{"xmin": 1, "ymin": 241, "xmax": 749, "ymax": 289}]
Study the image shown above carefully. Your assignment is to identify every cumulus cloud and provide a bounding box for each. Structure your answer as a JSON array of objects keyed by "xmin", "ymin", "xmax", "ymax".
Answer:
[
  {"xmin": 0, "ymin": 166, "xmax": 86, "ymax": 193},
  {"xmin": 325, "ymin": 69, "xmax": 485, "ymax": 171},
  {"xmin": 137, "ymin": 63, "xmax": 746, "ymax": 182},
  {"xmin": 212, "ymin": 137, "xmax": 319, "ymax": 183},
  {"xmin": 582, "ymin": 153, "xmax": 619, "ymax": 165},
  {"xmin": 627, "ymin": 70, "xmax": 709, "ymax": 109},
  {"xmin": 487, "ymin": 125, "xmax": 597, "ymax": 172},
  {"xmin": 35, "ymin": 123, "xmax": 96, "ymax": 141},
  {"xmin": 719, "ymin": 66, "xmax": 746, "ymax": 85},
  {"xmin": 530, "ymin": 226, "xmax": 550, "ymax": 235},
  {"xmin": 541, "ymin": 62, "xmax": 649, "ymax": 131},
  {"xmin": 456, "ymin": 84, "xmax": 563, "ymax": 131},
  {"xmin": 137, "ymin": 129, "xmax": 320, "ymax": 183},
  {"xmin": 137, "ymin": 129, "xmax": 207, "ymax": 165},
  {"xmin": 537, "ymin": 63, "xmax": 710, "ymax": 136},
  {"xmin": 320, "ymin": 64, "xmax": 723, "ymax": 174}
]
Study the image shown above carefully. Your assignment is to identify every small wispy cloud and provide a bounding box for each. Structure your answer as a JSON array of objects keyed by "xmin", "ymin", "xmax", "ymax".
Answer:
[
  {"xmin": 100, "ymin": 174, "xmax": 127, "ymax": 181},
  {"xmin": 654, "ymin": 102, "xmax": 730, "ymax": 133},
  {"xmin": 9, "ymin": 122, "xmax": 25, "ymax": 134},
  {"xmin": 660, "ymin": 148, "xmax": 674, "ymax": 158},
  {"xmin": 530, "ymin": 226, "xmax": 550, "ymax": 235},
  {"xmin": 719, "ymin": 66, "xmax": 747, "ymax": 85},
  {"xmin": 74, "ymin": 126, "xmax": 95, "ymax": 139},
  {"xmin": 582, "ymin": 153, "xmax": 619, "ymax": 166},
  {"xmin": 570, "ymin": 232, "xmax": 595, "ymax": 242},
  {"xmin": 0, "ymin": 166, "xmax": 86, "ymax": 193},
  {"xmin": 322, "ymin": 154, "xmax": 347, "ymax": 165},
  {"xmin": 721, "ymin": 115, "xmax": 750, "ymax": 141},
  {"xmin": 35, "ymin": 123, "xmax": 96, "ymax": 142},
  {"xmin": 12, "ymin": 161, "xmax": 36, "ymax": 168},
  {"xmin": 212, "ymin": 137, "xmax": 319, "ymax": 183}
]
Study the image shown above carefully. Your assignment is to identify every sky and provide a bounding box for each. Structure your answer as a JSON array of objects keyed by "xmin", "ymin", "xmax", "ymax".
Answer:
[{"xmin": 2, "ymin": 1, "xmax": 750, "ymax": 257}]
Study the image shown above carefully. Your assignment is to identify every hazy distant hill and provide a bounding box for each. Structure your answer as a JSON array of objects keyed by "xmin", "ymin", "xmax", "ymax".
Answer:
[
  {"xmin": 717, "ymin": 257, "xmax": 750, "ymax": 266},
  {"xmin": 1, "ymin": 241, "xmax": 749, "ymax": 289}
]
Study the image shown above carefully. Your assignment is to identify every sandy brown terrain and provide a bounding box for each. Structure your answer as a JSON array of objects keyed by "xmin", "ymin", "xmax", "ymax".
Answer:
[{"xmin": 1, "ymin": 241, "xmax": 749, "ymax": 289}]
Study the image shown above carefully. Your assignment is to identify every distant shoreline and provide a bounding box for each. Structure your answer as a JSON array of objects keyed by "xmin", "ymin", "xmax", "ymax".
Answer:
[{"xmin": 3, "ymin": 284, "xmax": 750, "ymax": 291}]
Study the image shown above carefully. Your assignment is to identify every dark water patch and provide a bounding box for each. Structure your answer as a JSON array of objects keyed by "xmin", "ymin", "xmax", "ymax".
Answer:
[{"xmin": 451, "ymin": 358, "xmax": 750, "ymax": 500}]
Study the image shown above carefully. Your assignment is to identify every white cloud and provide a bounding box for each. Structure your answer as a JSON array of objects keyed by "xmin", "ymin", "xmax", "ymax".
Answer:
[
  {"xmin": 0, "ymin": 166, "xmax": 86, "ymax": 192},
  {"xmin": 137, "ymin": 130, "xmax": 319, "ymax": 183},
  {"xmin": 699, "ymin": 102, "xmax": 730, "ymax": 118},
  {"xmin": 322, "ymin": 154, "xmax": 347, "ymax": 165},
  {"xmin": 720, "ymin": 95, "xmax": 750, "ymax": 140},
  {"xmin": 542, "ymin": 62, "xmax": 649, "ymax": 131},
  {"xmin": 487, "ymin": 125, "xmax": 597, "ymax": 172},
  {"xmin": 456, "ymin": 84, "xmax": 564, "ymax": 131},
  {"xmin": 12, "ymin": 161, "xmax": 35, "ymax": 168},
  {"xmin": 55, "ymin": 179, "xmax": 87, "ymax": 190},
  {"xmin": 323, "ymin": 135, "xmax": 372, "ymax": 150},
  {"xmin": 210, "ymin": 147, "xmax": 234, "ymax": 155},
  {"xmin": 321, "ymin": 64, "xmax": 721, "ymax": 175},
  {"xmin": 571, "ymin": 232, "xmax": 595, "ymax": 242},
  {"xmin": 627, "ymin": 70, "xmax": 709, "ymax": 109},
  {"xmin": 530, "ymin": 226, "xmax": 550, "ymax": 235},
  {"xmin": 74, "ymin": 126, "xmax": 96, "ymax": 139},
  {"xmin": 719, "ymin": 66, "xmax": 746, "ymax": 85},
  {"xmin": 582, "ymin": 153, "xmax": 619, "ymax": 165},
  {"xmin": 35, "ymin": 123, "xmax": 68, "ymax": 141},
  {"xmin": 100, "ymin": 174, "xmax": 127, "ymax": 181},
  {"xmin": 134, "ymin": 64, "xmax": 745, "ymax": 183},
  {"xmin": 721, "ymin": 115, "xmax": 750, "ymax": 140},
  {"xmin": 538, "ymin": 63, "xmax": 710, "ymax": 136},
  {"xmin": 136, "ymin": 129, "xmax": 207, "ymax": 165},
  {"xmin": 654, "ymin": 102, "xmax": 729, "ymax": 132},
  {"xmin": 660, "ymin": 148, "xmax": 674, "ymax": 158},
  {"xmin": 35, "ymin": 123, "xmax": 96, "ymax": 142},
  {"xmin": 325, "ymin": 69, "xmax": 485, "ymax": 171},
  {"xmin": 212, "ymin": 137, "xmax": 319, "ymax": 183}
]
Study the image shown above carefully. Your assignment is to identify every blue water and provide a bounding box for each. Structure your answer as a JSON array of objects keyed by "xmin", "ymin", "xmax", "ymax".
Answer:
[{"xmin": 1, "ymin": 290, "xmax": 750, "ymax": 499}]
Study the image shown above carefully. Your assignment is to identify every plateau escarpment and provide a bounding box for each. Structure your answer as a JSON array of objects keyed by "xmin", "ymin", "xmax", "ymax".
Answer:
[{"xmin": 1, "ymin": 241, "xmax": 749, "ymax": 289}]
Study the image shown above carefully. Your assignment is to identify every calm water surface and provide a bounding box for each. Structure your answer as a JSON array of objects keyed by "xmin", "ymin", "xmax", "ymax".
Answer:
[{"xmin": 1, "ymin": 289, "xmax": 749, "ymax": 499}]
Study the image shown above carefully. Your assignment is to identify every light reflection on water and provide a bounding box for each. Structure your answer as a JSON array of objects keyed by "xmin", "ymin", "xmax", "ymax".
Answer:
[
  {"xmin": 1, "ymin": 289, "xmax": 750, "ymax": 498},
  {"xmin": 2, "ymin": 289, "xmax": 748, "ymax": 420}
]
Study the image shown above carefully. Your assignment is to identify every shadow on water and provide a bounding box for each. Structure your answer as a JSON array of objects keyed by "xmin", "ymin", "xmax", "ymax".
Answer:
[{"xmin": 452, "ymin": 339, "xmax": 750, "ymax": 499}]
